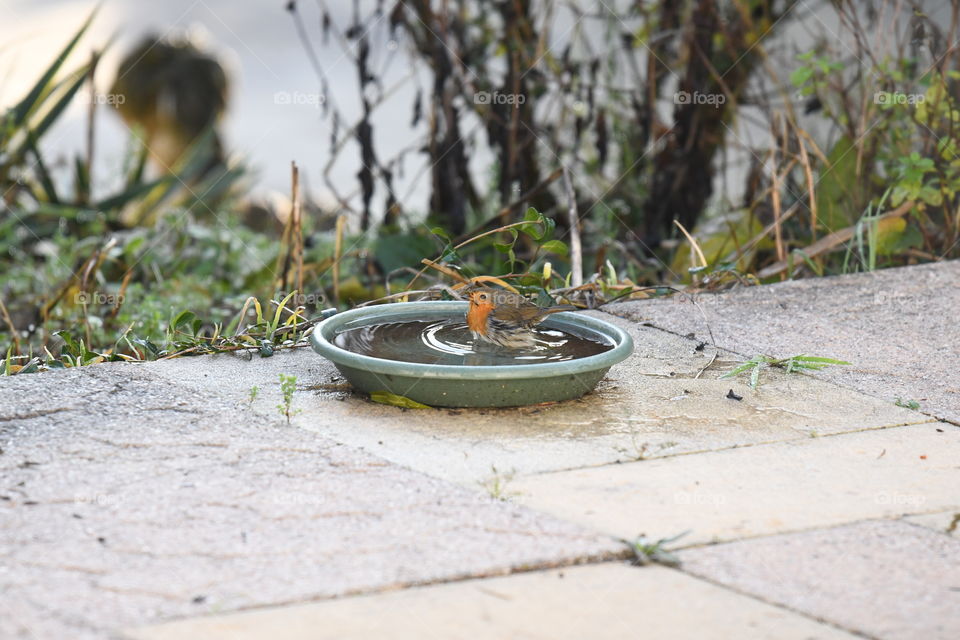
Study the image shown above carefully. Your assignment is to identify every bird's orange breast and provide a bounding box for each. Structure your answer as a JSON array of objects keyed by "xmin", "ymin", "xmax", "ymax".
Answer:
[{"xmin": 466, "ymin": 303, "xmax": 493, "ymax": 334}]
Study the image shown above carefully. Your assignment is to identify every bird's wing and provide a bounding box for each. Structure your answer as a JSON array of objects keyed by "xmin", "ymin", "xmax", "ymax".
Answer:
[{"xmin": 491, "ymin": 301, "xmax": 543, "ymax": 327}]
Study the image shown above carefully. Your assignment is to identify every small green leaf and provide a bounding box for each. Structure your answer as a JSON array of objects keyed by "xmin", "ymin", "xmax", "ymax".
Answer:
[
  {"xmin": 54, "ymin": 330, "xmax": 81, "ymax": 357},
  {"xmin": 170, "ymin": 310, "xmax": 199, "ymax": 334},
  {"xmin": 540, "ymin": 215, "xmax": 556, "ymax": 241},
  {"xmin": 790, "ymin": 66, "xmax": 814, "ymax": 87},
  {"xmin": 540, "ymin": 239, "xmax": 568, "ymax": 255},
  {"xmin": 374, "ymin": 232, "xmax": 438, "ymax": 273},
  {"xmin": 521, "ymin": 207, "xmax": 554, "ymax": 241},
  {"xmin": 133, "ymin": 338, "xmax": 160, "ymax": 356}
]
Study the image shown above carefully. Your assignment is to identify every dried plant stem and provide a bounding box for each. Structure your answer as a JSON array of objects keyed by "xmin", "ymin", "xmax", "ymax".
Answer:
[
  {"xmin": 356, "ymin": 289, "xmax": 451, "ymax": 306},
  {"xmin": 333, "ymin": 214, "xmax": 346, "ymax": 305},
  {"xmin": 770, "ymin": 160, "xmax": 785, "ymax": 276},
  {"xmin": 793, "ymin": 120, "xmax": 818, "ymax": 241},
  {"xmin": 419, "ymin": 258, "xmax": 468, "ymax": 283},
  {"xmin": 106, "ymin": 270, "xmax": 133, "ymax": 320},
  {"xmin": 290, "ymin": 161, "xmax": 304, "ymax": 295},
  {"xmin": 562, "ymin": 166, "xmax": 583, "ymax": 287},
  {"xmin": 84, "ymin": 50, "xmax": 100, "ymax": 199},
  {"xmin": 274, "ymin": 162, "xmax": 305, "ymax": 294},
  {"xmin": 0, "ymin": 297, "xmax": 19, "ymax": 355},
  {"xmin": 758, "ymin": 200, "xmax": 916, "ymax": 278},
  {"xmin": 673, "ymin": 220, "xmax": 708, "ymax": 269},
  {"xmin": 723, "ymin": 200, "xmax": 802, "ymax": 267},
  {"xmin": 408, "ymin": 219, "xmax": 551, "ymax": 290}
]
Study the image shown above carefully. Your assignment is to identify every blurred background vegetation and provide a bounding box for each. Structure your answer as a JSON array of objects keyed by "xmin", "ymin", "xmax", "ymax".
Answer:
[{"xmin": 2, "ymin": 0, "xmax": 958, "ymax": 372}]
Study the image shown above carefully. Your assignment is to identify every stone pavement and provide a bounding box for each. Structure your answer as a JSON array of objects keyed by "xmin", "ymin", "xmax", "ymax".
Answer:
[
  {"xmin": 2, "ymin": 260, "xmax": 958, "ymax": 639},
  {"xmin": 680, "ymin": 520, "xmax": 960, "ymax": 640},
  {"xmin": 129, "ymin": 565, "xmax": 858, "ymax": 640},
  {"xmin": 0, "ymin": 367, "xmax": 620, "ymax": 639},
  {"xmin": 605, "ymin": 259, "xmax": 960, "ymax": 424}
]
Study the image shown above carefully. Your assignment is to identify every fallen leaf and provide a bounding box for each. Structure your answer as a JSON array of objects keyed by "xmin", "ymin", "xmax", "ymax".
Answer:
[{"xmin": 369, "ymin": 391, "xmax": 432, "ymax": 409}]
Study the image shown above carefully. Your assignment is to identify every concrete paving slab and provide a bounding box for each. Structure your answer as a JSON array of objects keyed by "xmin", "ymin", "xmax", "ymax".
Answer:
[
  {"xmin": 125, "ymin": 563, "xmax": 856, "ymax": 640},
  {"xmin": 509, "ymin": 423, "xmax": 960, "ymax": 544},
  {"xmin": 0, "ymin": 366, "xmax": 623, "ymax": 640},
  {"xmin": 680, "ymin": 520, "xmax": 960, "ymax": 640},
  {"xmin": 605, "ymin": 260, "xmax": 960, "ymax": 424},
  {"xmin": 147, "ymin": 311, "xmax": 928, "ymax": 485}
]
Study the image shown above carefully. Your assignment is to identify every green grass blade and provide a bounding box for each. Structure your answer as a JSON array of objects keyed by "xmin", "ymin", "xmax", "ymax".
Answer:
[
  {"xmin": 23, "ymin": 130, "xmax": 59, "ymax": 203},
  {"xmin": 94, "ymin": 174, "xmax": 177, "ymax": 211},
  {"xmin": 10, "ymin": 66, "xmax": 89, "ymax": 162},
  {"xmin": 794, "ymin": 249, "xmax": 823, "ymax": 276},
  {"xmin": 790, "ymin": 355, "xmax": 851, "ymax": 365},
  {"xmin": 785, "ymin": 357, "xmax": 797, "ymax": 373},
  {"xmin": 720, "ymin": 361, "xmax": 757, "ymax": 379},
  {"xmin": 272, "ymin": 291, "xmax": 297, "ymax": 333},
  {"xmin": 9, "ymin": 7, "xmax": 97, "ymax": 127},
  {"xmin": 74, "ymin": 154, "xmax": 91, "ymax": 203},
  {"xmin": 26, "ymin": 67, "xmax": 89, "ymax": 137}
]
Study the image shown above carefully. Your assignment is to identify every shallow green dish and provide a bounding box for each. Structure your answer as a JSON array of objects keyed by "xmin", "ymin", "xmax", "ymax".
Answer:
[{"xmin": 309, "ymin": 301, "xmax": 633, "ymax": 408}]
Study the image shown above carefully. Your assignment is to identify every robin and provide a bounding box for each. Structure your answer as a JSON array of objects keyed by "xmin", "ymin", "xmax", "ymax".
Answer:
[{"xmin": 465, "ymin": 288, "xmax": 576, "ymax": 349}]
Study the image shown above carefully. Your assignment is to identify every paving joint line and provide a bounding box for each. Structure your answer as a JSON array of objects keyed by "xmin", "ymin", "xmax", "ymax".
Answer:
[
  {"xmin": 670, "ymin": 513, "xmax": 960, "ymax": 553},
  {"xmin": 120, "ymin": 552, "xmax": 635, "ymax": 635},
  {"xmin": 673, "ymin": 567, "xmax": 877, "ymax": 640},
  {"xmin": 509, "ymin": 418, "xmax": 939, "ymax": 482}
]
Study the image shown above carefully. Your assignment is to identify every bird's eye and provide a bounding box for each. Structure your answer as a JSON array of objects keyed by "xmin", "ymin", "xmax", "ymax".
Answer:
[{"xmin": 479, "ymin": 293, "xmax": 487, "ymax": 300}]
